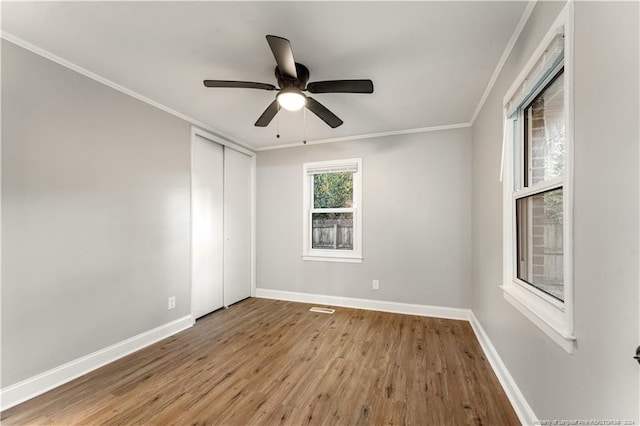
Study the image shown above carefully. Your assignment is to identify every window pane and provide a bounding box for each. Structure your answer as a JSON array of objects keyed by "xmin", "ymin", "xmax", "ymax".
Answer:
[
  {"xmin": 313, "ymin": 172, "xmax": 353, "ymax": 208},
  {"xmin": 312, "ymin": 212, "xmax": 353, "ymax": 250},
  {"xmin": 524, "ymin": 70, "xmax": 564, "ymax": 186},
  {"xmin": 516, "ymin": 188, "xmax": 564, "ymax": 301}
]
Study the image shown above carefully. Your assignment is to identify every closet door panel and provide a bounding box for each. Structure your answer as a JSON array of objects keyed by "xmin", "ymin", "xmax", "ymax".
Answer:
[
  {"xmin": 223, "ymin": 147, "xmax": 252, "ymax": 306},
  {"xmin": 191, "ymin": 135, "xmax": 224, "ymax": 318}
]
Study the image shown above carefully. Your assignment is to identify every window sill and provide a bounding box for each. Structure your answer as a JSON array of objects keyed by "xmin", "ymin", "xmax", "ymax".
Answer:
[
  {"xmin": 501, "ymin": 284, "xmax": 575, "ymax": 354},
  {"xmin": 302, "ymin": 254, "xmax": 363, "ymax": 264}
]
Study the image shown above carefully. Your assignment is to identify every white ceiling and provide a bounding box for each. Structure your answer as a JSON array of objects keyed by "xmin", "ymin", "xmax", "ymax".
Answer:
[{"xmin": 2, "ymin": 1, "xmax": 527, "ymax": 150}]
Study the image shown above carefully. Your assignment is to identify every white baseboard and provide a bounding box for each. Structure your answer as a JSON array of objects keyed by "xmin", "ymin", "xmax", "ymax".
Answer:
[
  {"xmin": 469, "ymin": 312, "xmax": 538, "ymax": 425},
  {"xmin": 255, "ymin": 288, "xmax": 471, "ymax": 321},
  {"xmin": 3, "ymin": 294, "xmax": 536, "ymax": 425},
  {"xmin": 1, "ymin": 315, "xmax": 194, "ymax": 411}
]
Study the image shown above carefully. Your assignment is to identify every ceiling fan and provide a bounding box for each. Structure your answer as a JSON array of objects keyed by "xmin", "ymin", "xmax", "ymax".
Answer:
[{"xmin": 203, "ymin": 35, "xmax": 374, "ymax": 129}]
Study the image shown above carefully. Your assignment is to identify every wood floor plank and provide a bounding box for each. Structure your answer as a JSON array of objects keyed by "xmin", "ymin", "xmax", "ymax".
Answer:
[{"xmin": 2, "ymin": 298, "xmax": 519, "ymax": 425}]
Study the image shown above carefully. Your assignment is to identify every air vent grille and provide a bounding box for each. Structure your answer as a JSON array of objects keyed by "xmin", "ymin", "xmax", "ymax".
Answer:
[{"xmin": 309, "ymin": 307, "xmax": 335, "ymax": 314}]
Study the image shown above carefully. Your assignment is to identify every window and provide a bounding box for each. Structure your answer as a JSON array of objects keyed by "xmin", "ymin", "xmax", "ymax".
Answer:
[
  {"xmin": 502, "ymin": 5, "xmax": 574, "ymax": 353},
  {"xmin": 302, "ymin": 158, "xmax": 362, "ymax": 263},
  {"xmin": 517, "ymin": 70, "xmax": 565, "ymax": 301}
]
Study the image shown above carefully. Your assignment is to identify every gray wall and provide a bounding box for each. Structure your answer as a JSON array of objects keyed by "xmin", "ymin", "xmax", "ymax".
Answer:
[
  {"xmin": 3, "ymin": 2, "xmax": 638, "ymax": 420},
  {"xmin": 471, "ymin": 1, "xmax": 639, "ymax": 421},
  {"xmin": 257, "ymin": 129, "xmax": 471, "ymax": 308},
  {"xmin": 1, "ymin": 41, "xmax": 192, "ymax": 387}
]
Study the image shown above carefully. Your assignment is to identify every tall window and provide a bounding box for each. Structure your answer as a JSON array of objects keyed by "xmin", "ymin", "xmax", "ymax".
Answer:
[
  {"xmin": 516, "ymin": 69, "xmax": 565, "ymax": 301},
  {"xmin": 502, "ymin": 5, "xmax": 574, "ymax": 353},
  {"xmin": 302, "ymin": 158, "xmax": 362, "ymax": 263}
]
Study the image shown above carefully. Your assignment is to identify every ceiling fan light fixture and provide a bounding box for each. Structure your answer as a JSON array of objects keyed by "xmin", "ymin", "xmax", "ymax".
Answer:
[
  {"xmin": 204, "ymin": 35, "xmax": 372, "ymax": 128},
  {"xmin": 277, "ymin": 90, "xmax": 306, "ymax": 111}
]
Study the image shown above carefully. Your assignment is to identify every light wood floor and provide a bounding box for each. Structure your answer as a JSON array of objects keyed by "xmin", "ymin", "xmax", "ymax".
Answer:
[{"xmin": 2, "ymin": 298, "xmax": 519, "ymax": 425}]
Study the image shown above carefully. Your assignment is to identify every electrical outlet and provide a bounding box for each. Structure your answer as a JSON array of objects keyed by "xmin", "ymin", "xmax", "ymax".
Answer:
[
  {"xmin": 168, "ymin": 296, "xmax": 176, "ymax": 310},
  {"xmin": 372, "ymin": 280, "xmax": 379, "ymax": 290}
]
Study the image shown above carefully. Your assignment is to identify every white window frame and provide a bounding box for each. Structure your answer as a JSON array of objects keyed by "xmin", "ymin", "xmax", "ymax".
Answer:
[
  {"xmin": 302, "ymin": 158, "xmax": 363, "ymax": 263},
  {"xmin": 501, "ymin": 3, "xmax": 575, "ymax": 353}
]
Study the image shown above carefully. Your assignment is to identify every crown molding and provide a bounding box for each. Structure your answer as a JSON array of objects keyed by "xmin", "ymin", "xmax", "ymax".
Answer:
[
  {"xmin": 254, "ymin": 122, "xmax": 472, "ymax": 152},
  {"xmin": 3, "ymin": 27, "xmax": 508, "ymax": 152},
  {"xmin": 469, "ymin": 0, "xmax": 538, "ymax": 125},
  {"xmin": 1, "ymin": 31, "xmax": 256, "ymax": 152}
]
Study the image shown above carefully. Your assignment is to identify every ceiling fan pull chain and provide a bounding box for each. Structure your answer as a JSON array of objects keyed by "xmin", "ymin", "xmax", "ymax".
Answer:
[
  {"xmin": 303, "ymin": 107, "xmax": 307, "ymax": 144},
  {"xmin": 276, "ymin": 103, "xmax": 281, "ymax": 139}
]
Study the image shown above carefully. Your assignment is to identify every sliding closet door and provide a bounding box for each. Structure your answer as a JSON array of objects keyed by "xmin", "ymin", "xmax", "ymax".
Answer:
[
  {"xmin": 223, "ymin": 147, "xmax": 252, "ymax": 306},
  {"xmin": 191, "ymin": 135, "xmax": 224, "ymax": 319}
]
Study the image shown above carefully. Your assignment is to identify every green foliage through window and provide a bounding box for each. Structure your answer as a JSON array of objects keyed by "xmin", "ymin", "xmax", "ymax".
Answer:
[{"xmin": 313, "ymin": 172, "xmax": 353, "ymax": 208}]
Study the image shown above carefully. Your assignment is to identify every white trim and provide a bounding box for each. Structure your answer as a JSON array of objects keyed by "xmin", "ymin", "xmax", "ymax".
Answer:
[
  {"xmin": 503, "ymin": 10, "xmax": 568, "ymax": 108},
  {"xmin": 2, "ymin": 32, "xmax": 474, "ymax": 153},
  {"xmin": 470, "ymin": 0, "xmax": 537, "ymax": 125},
  {"xmin": 501, "ymin": 3, "xmax": 575, "ymax": 354},
  {"xmin": 189, "ymin": 127, "xmax": 257, "ymax": 312},
  {"xmin": 306, "ymin": 164, "xmax": 358, "ymax": 175},
  {"xmin": 255, "ymin": 288, "xmax": 471, "ymax": 321},
  {"xmin": 3, "ymin": 291, "xmax": 539, "ymax": 422},
  {"xmin": 504, "ymin": 33, "xmax": 564, "ymax": 118},
  {"xmin": 303, "ymin": 157, "xmax": 361, "ymax": 171},
  {"xmin": 500, "ymin": 108, "xmax": 509, "ymax": 182},
  {"xmin": 301, "ymin": 255, "xmax": 363, "ymax": 263},
  {"xmin": 502, "ymin": 288, "xmax": 575, "ymax": 353},
  {"xmin": 302, "ymin": 158, "xmax": 363, "ymax": 262},
  {"xmin": 563, "ymin": 1, "xmax": 575, "ymax": 339},
  {"xmin": 251, "ymin": 153, "xmax": 257, "ymax": 298},
  {"xmin": 0, "ymin": 315, "xmax": 194, "ymax": 411},
  {"xmin": 1, "ymin": 32, "xmax": 255, "ymax": 152},
  {"xmin": 512, "ymin": 277, "xmax": 564, "ymax": 311},
  {"xmin": 254, "ymin": 123, "xmax": 471, "ymax": 152},
  {"xmin": 513, "ymin": 177, "xmax": 563, "ymax": 200},
  {"xmin": 469, "ymin": 312, "xmax": 538, "ymax": 426},
  {"xmin": 0, "ymin": 32, "xmax": 3, "ymax": 416},
  {"xmin": 191, "ymin": 126, "xmax": 255, "ymax": 157}
]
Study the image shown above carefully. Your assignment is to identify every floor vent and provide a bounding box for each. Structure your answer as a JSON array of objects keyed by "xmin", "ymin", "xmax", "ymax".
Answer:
[{"xmin": 309, "ymin": 307, "xmax": 335, "ymax": 314}]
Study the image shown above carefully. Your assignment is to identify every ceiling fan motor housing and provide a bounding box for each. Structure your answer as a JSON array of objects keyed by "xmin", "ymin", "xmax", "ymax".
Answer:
[{"xmin": 275, "ymin": 62, "xmax": 310, "ymax": 90}]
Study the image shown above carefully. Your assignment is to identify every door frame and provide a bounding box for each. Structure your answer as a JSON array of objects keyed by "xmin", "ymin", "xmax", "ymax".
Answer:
[{"xmin": 189, "ymin": 126, "xmax": 257, "ymax": 318}]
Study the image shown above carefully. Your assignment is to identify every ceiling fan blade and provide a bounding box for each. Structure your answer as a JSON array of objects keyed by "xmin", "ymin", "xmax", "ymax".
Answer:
[
  {"xmin": 306, "ymin": 97, "xmax": 343, "ymax": 128},
  {"xmin": 203, "ymin": 80, "xmax": 276, "ymax": 90},
  {"xmin": 255, "ymin": 100, "xmax": 279, "ymax": 127},
  {"xmin": 306, "ymin": 80, "xmax": 374, "ymax": 94},
  {"xmin": 266, "ymin": 35, "xmax": 297, "ymax": 80}
]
